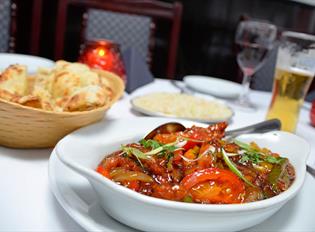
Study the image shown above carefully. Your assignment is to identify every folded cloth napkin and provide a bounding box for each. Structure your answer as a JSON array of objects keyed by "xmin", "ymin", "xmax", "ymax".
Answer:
[{"xmin": 122, "ymin": 47, "xmax": 154, "ymax": 93}]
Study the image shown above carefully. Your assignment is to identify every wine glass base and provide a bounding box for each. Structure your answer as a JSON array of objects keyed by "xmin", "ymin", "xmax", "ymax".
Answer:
[{"xmin": 230, "ymin": 98, "xmax": 257, "ymax": 112}]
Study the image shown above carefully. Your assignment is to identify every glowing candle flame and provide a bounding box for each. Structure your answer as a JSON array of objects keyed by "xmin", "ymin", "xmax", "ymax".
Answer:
[{"xmin": 98, "ymin": 48, "xmax": 106, "ymax": 57}]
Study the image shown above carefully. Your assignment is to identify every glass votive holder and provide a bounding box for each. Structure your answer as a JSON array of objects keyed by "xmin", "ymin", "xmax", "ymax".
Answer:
[{"xmin": 79, "ymin": 39, "xmax": 126, "ymax": 83}]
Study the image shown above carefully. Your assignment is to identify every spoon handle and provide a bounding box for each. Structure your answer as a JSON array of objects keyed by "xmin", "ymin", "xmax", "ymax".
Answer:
[
  {"xmin": 307, "ymin": 165, "xmax": 315, "ymax": 178},
  {"xmin": 225, "ymin": 119, "xmax": 281, "ymax": 138},
  {"xmin": 171, "ymin": 80, "xmax": 194, "ymax": 95}
]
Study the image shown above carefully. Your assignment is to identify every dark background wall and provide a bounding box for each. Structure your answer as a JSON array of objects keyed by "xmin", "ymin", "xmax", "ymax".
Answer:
[
  {"xmin": 16, "ymin": 0, "xmax": 315, "ymax": 86},
  {"xmin": 173, "ymin": 0, "xmax": 315, "ymax": 83}
]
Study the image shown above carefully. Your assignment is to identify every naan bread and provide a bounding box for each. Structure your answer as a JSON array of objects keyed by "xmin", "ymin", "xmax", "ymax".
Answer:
[
  {"xmin": 50, "ymin": 61, "xmax": 110, "ymax": 111},
  {"xmin": 46, "ymin": 61, "xmax": 100, "ymax": 98},
  {"xmin": 19, "ymin": 86, "xmax": 54, "ymax": 111},
  {"xmin": 57, "ymin": 85, "xmax": 111, "ymax": 112},
  {"xmin": 0, "ymin": 61, "xmax": 115, "ymax": 112},
  {"xmin": 0, "ymin": 65, "xmax": 28, "ymax": 102}
]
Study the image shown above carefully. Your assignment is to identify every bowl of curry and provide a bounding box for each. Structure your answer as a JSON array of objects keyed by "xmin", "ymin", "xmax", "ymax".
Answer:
[{"xmin": 56, "ymin": 118, "xmax": 309, "ymax": 232}]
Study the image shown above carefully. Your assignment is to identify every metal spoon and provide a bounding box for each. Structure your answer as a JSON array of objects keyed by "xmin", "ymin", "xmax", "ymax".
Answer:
[
  {"xmin": 144, "ymin": 122, "xmax": 186, "ymax": 140},
  {"xmin": 307, "ymin": 165, "xmax": 315, "ymax": 178},
  {"xmin": 225, "ymin": 119, "xmax": 281, "ymax": 138},
  {"xmin": 170, "ymin": 80, "xmax": 195, "ymax": 95}
]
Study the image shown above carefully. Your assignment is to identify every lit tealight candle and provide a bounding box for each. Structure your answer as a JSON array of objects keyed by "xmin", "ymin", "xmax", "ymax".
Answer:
[{"xmin": 79, "ymin": 40, "xmax": 126, "ymax": 83}]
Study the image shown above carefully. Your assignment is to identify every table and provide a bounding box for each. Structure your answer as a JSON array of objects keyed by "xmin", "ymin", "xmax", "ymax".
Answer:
[{"xmin": 0, "ymin": 79, "xmax": 314, "ymax": 231}]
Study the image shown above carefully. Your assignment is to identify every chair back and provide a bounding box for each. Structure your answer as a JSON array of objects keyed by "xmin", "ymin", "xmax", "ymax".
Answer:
[
  {"xmin": 0, "ymin": 0, "xmax": 42, "ymax": 54},
  {"xmin": 55, "ymin": 0, "xmax": 183, "ymax": 79},
  {"xmin": 0, "ymin": 0, "xmax": 15, "ymax": 52},
  {"xmin": 85, "ymin": 9, "xmax": 152, "ymax": 63}
]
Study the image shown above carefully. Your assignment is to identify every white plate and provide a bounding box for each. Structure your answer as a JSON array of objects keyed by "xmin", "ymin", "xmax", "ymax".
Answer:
[
  {"xmin": 184, "ymin": 75, "xmax": 242, "ymax": 99},
  {"xmin": 130, "ymin": 93, "xmax": 234, "ymax": 123},
  {"xmin": 49, "ymin": 118, "xmax": 315, "ymax": 232},
  {"xmin": 0, "ymin": 53, "xmax": 54, "ymax": 73}
]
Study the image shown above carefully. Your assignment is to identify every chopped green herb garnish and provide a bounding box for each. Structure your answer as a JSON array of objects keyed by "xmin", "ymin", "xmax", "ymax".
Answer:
[
  {"xmin": 235, "ymin": 140, "xmax": 285, "ymax": 165},
  {"xmin": 239, "ymin": 155, "xmax": 249, "ymax": 163},
  {"xmin": 239, "ymin": 152, "xmax": 262, "ymax": 164},
  {"xmin": 139, "ymin": 139, "xmax": 161, "ymax": 149},
  {"xmin": 264, "ymin": 156, "xmax": 285, "ymax": 164}
]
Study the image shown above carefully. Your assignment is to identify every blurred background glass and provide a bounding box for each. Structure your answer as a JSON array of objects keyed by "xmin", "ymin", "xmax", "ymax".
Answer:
[{"xmin": 234, "ymin": 20, "xmax": 277, "ymax": 109}]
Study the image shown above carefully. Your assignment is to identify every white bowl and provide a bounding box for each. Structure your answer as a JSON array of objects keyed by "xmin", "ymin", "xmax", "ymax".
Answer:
[{"xmin": 56, "ymin": 119, "xmax": 309, "ymax": 232}]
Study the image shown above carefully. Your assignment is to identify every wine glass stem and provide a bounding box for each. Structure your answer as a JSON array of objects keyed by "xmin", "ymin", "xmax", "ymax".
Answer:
[{"xmin": 239, "ymin": 75, "xmax": 250, "ymax": 104}]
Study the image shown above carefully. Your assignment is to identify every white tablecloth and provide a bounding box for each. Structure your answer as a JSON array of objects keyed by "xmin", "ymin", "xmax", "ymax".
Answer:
[{"xmin": 0, "ymin": 79, "xmax": 314, "ymax": 231}]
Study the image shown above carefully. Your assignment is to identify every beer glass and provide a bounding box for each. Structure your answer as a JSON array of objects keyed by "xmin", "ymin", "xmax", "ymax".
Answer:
[{"xmin": 266, "ymin": 31, "xmax": 315, "ymax": 132}]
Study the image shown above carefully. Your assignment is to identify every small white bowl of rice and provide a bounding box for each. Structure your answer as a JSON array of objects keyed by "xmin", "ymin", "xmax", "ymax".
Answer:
[{"xmin": 131, "ymin": 92, "xmax": 233, "ymax": 123}]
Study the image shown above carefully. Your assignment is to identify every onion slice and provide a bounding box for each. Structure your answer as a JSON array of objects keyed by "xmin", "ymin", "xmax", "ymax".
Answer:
[{"xmin": 110, "ymin": 169, "xmax": 153, "ymax": 182}]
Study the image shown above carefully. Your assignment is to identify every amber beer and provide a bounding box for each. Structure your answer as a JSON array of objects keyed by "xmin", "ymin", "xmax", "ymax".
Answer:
[{"xmin": 266, "ymin": 68, "xmax": 314, "ymax": 132}]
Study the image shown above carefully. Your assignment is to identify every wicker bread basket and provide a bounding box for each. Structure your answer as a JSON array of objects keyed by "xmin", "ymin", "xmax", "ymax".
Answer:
[{"xmin": 0, "ymin": 69, "xmax": 125, "ymax": 148}]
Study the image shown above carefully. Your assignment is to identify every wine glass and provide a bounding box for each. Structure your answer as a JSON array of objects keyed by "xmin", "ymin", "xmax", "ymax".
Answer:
[{"xmin": 235, "ymin": 20, "xmax": 277, "ymax": 109}]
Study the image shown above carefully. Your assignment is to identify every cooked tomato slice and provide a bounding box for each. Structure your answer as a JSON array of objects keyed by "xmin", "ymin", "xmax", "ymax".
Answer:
[
  {"xmin": 180, "ymin": 168, "xmax": 245, "ymax": 204},
  {"xmin": 151, "ymin": 183, "xmax": 186, "ymax": 201}
]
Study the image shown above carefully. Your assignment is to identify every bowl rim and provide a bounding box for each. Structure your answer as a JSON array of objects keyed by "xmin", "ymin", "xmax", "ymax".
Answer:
[{"xmin": 56, "ymin": 130, "xmax": 310, "ymax": 213}]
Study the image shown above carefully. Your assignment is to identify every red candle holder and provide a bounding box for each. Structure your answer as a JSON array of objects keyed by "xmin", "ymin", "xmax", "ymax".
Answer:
[{"xmin": 79, "ymin": 40, "xmax": 126, "ymax": 83}]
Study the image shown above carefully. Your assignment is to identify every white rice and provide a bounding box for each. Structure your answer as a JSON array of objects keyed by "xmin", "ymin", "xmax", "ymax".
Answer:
[{"xmin": 132, "ymin": 92, "xmax": 232, "ymax": 120}]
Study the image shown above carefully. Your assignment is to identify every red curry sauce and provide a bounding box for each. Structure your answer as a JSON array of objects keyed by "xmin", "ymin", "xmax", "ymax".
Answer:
[{"xmin": 96, "ymin": 122, "xmax": 295, "ymax": 204}]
